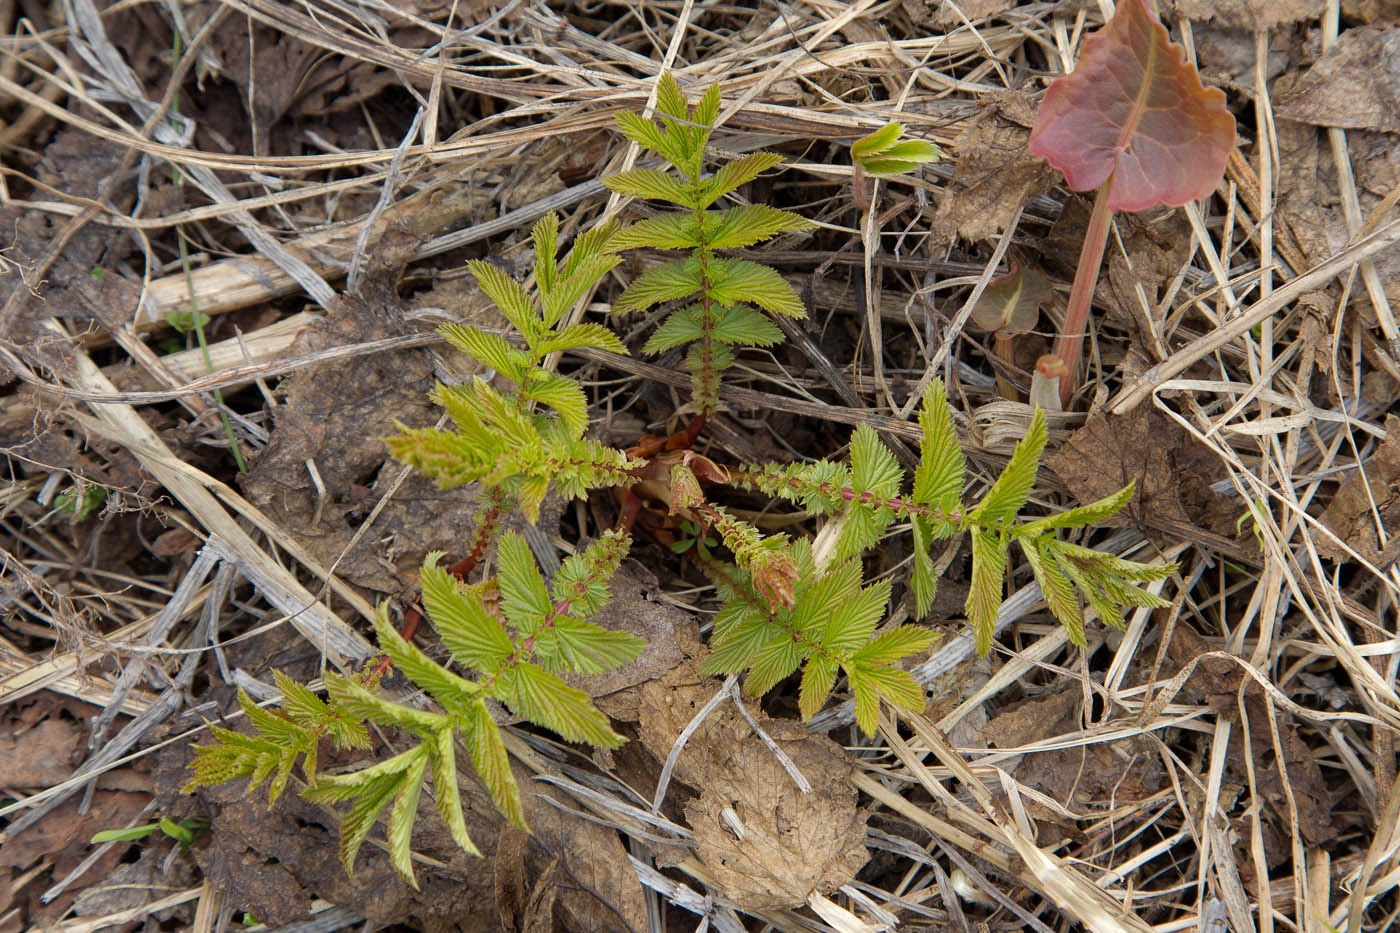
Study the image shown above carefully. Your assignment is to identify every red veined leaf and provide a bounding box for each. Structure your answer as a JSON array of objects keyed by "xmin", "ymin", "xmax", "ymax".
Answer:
[{"xmin": 1028, "ymin": 0, "xmax": 1234, "ymax": 212}]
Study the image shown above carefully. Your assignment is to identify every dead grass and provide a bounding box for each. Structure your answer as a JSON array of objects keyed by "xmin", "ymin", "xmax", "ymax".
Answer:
[{"xmin": 1, "ymin": 0, "xmax": 1397, "ymax": 931}]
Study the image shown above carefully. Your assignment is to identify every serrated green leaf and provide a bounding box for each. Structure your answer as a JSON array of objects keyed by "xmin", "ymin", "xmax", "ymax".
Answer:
[
  {"xmin": 428, "ymin": 726, "xmax": 481, "ymax": 857},
  {"xmin": 420, "ymin": 556, "xmax": 514, "ymax": 674},
  {"xmin": 852, "ymin": 625, "xmax": 939, "ymax": 667},
  {"xmin": 706, "ymin": 204, "xmax": 811, "ymax": 250},
  {"xmin": 642, "ymin": 305, "xmax": 705, "ymax": 353},
  {"xmin": 848, "ymin": 663, "xmax": 926, "ymax": 732},
  {"xmin": 372, "ymin": 603, "xmax": 481, "ymax": 715},
  {"xmin": 744, "ymin": 636, "xmax": 805, "ymax": 697},
  {"xmin": 498, "ymin": 662, "xmax": 624, "ymax": 747},
  {"xmin": 654, "ymin": 72, "xmax": 689, "ymax": 123},
  {"xmin": 858, "ymin": 158, "xmax": 930, "ymax": 176},
  {"xmin": 602, "ymin": 168, "xmax": 696, "ymax": 207},
  {"xmin": 462, "ymin": 699, "xmax": 527, "ymax": 829},
  {"xmin": 706, "ymin": 259, "xmax": 804, "ymax": 317},
  {"xmin": 614, "ymin": 111, "xmax": 670, "ymax": 155},
  {"xmin": 710, "ymin": 305, "xmax": 783, "ymax": 346},
  {"xmin": 790, "ymin": 560, "xmax": 862, "ymax": 635},
  {"xmin": 1020, "ymin": 537, "xmax": 1084, "ymax": 646},
  {"xmin": 913, "ymin": 380, "xmax": 965, "ymax": 519},
  {"xmin": 879, "ymin": 140, "xmax": 942, "ymax": 163},
  {"xmin": 541, "ymin": 254, "xmax": 618, "ymax": 326},
  {"xmin": 966, "ymin": 529, "xmax": 1007, "ymax": 656},
  {"xmin": 608, "ymin": 214, "xmax": 701, "ymax": 252},
  {"xmin": 496, "ymin": 532, "xmax": 551, "ymax": 631},
  {"xmin": 973, "ymin": 406, "xmax": 1046, "ymax": 526},
  {"xmin": 532, "ymin": 212, "xmax": 559, "ymax": 292},
  {"xmin": 852, "ymin": 122, "xmax": 904, "ymax": 159},
  {"xmin": 522, "ymin": 371, "xmax": 589, "ymax": 437},
  {"xmin": 701, "ymin": 604, "xmax": 775, "ymax": 675},
  {"xmin": 387, "ymin": 745, "xmax": 430, "ymax": 887},
  {"xmin": 798, "ymin": 654, "xmax": 839, "ymax": 722},
  {"xmin": 613, "ymin": 259, "xmax": 701, "ymax": 313},
  {"xmin": 694, "ymin": 82, "xmax": 721, "ymax": 131},
  {"xmin": 532, "ymin": 615, "xmax": 646, "ymax": 674},
  {"xmin": 336, "ymin": 770, "xmax": 400, "ymax": 878},
  {"xmin": 820, "ymin": 578, "xmax": 890, "ymax": 654},
  {"xmin": 834, "ymin": 502, "xmax": 890, "ymax": 564},
  {"xmin": 532, "ymin": 325, "xmax": 627, "ymax": 357},
  {"xmin": 438, "ymin": 323, "xmax": 526, "ymax": 380},
  {"xmin": 910, "ymin": 518, "xmax": 938, "ymax": 619},
  {"xmin": 850, "ymin": 424, "xmax": 902, "ymax": 497},
  {"xmin": 847, "ymin": 667, "xmax": 883, "ymax": 736},
  {"xmin": 700, "ymin": 152, "xmax": 786, "ymax": 207},
  {"xmin": 323, "ymin": 671, "xmax": 452, "ymax": 735},
  {"xmin": 1015, "ymin": 481, "xmax": 1136, "ymax": 537},
  {"xmin": 466, "ymin": 260, "xmax": 537, "ymax": 343}
]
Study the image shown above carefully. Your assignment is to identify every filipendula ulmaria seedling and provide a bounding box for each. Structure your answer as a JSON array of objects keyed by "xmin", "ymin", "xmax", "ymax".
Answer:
[{"xmin": 186, "ymin": 77, "xmax": 1178, "ymax": 887}]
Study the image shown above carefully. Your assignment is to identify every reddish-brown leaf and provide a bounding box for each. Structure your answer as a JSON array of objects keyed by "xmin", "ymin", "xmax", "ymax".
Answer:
[{"xmin": 1028, "ymin": 0, "xmax": 1235, "ymax": 212}]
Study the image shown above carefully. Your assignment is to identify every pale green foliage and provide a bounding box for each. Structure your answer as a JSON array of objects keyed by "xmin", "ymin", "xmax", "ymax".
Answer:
[
  {"xmin": 701, "ymin": 539, "xmax": 938, "ymax": 736},
  {"xmin": 851, "ymin": 121, "xmax": 943, "ymax": 177},
  {"xmin": 603, "ymin": 72, "xmax": 812, "ymax": 415},
  {"xmin": 726, "ymin": 380, "xmax": 1176, "ymax": 657},
  {"xmin": 385, "ymin": 213, "xmax": 643, "ymax": 522},
  {"xmin": 186, "ymin": 532, "xmax": 643, "ymax": 887}
]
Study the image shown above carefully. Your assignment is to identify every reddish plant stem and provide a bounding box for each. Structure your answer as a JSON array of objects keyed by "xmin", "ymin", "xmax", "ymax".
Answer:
[
  {"xmin": 1052, "ymin": 179, "xmax": 1114, "ymax": 408},
  {"xmin": 449, "ymin": 487, "xmax": 508, "ymax": 578}
]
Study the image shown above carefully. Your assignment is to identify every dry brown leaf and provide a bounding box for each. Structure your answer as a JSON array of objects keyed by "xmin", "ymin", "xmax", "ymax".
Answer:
[
  {"xmin": 933, "ymin": 100, "xmax": 1054, "ymax": 248},
  {"xmin": 1317, "ymin": 414, "xmax": 1400, "ymax": 566},
  {"xmin": 1047, "ymin": 407, "xmax": 1236, "ymax": 544},
  {"xmin": 1275, "ymin": 27, "xmax": 1400, "ymax": 134},
  {"xmin": 638, "ymin": 659, "xmax": 868, "ymax": 910},
  {"xmin": 1166, "ymin": 0, "xmax": 1321, "ymax": 29}
]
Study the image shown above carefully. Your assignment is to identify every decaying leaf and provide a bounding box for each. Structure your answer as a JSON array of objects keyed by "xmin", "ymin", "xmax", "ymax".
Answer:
[
  {"xmin": 933, "ymin": 99, "xmax": 1054, "ymax": 246},
  {"xmin": 1165, "ymin": 0, "xmax": 1322, "ymax": 29},
  {"xmin": 1047, "ymin": 407, "xmax": 1235, "ymax": 545},
  {"xmin": 969, "ymin": 264, "xmax": 1052, "ymax": 338},
  {"xmin": 1028, "ymin": 0, "xmax": 1235, "ymax": 211},
  {"xmin": 1317, "ymin": 414, "xmax": 1400, "ymax": 567},
  {"xmin": 1275, "ymin": 26, "xmax": 1400, "ymax": 135},
  {"xmin": 638, "ymin": 659, "xmax": 868, "ymax": 910}
]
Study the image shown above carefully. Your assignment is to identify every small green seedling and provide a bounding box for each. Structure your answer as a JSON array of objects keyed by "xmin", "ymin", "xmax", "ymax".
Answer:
[
  {"xmin": 91, "ymin": 817, "xmax": 207, "ymax": 850},
  {"xmin": 54, "ymin": 483, "xmax": 106, "ymax": 522}
]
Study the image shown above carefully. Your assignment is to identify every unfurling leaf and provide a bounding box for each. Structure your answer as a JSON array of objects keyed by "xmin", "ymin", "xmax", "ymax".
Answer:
[
  {"xmin": 968, "ymin": 264, "xmax": 1052, "ymax": 338},
  {"xmin": 1027, "ymin": 0, "xmax": 1235, "ymax": 211},
  {"xmin": 852, "ymin": 121, "xmax": 942, "ymax": 177}
]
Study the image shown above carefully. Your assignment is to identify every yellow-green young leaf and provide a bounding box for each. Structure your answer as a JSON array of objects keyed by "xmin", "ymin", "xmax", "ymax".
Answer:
[
  {"xmin": 1015, "ymin": 481, "xmax": 1136, "ymax": 537},
  {"xmin": 910, "ymin": 518, "xmax": 938, "ymax": 619},
  {"xmin": 613, "ymin": 260, "xmax": 701, "ymax": 313},
  {"xmin": 465, "ymin": 260, "xmax": 537, "ymax": 342},
  {"xmin": 522, "ymin": 371, "xmax": 589, "ymax": 437},
  {"xmin": 706, "ymin": 204, "xmax": 811, "ymax": 251},
  {"xmin": 336, "ymin": 770, "xmax": 401, "ymax": 877},
  {"xmin": 914, "ymin": 380, "xmax": 965, "ymax": 515},
  {"xmin": 693, "ymin": 81, "xmax": 721, "ymax": 132},
  {"xmin": 514, "ymin": 474, "xmax": 550, "ymax": 525},
  {"xmin": 706, "ymin": 259, "xmax": 805, "ymax": 317},
  {"xmin": 850, "ymin": 424, "xmax": 902, "ymax": 497},
  {"xmin": 614, "ymin": 111, "xmax": 669, "ymax": 156},
  {"xmin": 324, "ymin": 671, "xmax": 452, "ymax": 734},
  {"xmin": 602, "ymin": 168, "xmax": 696, "ymax": 207},
  {"xmin": 966, "ymin": 529, "xmax": 1007, "ymax": 656},
  {"xmin": 743, "ymin": 636, "xmax": 805, "ymax": 697},
  {"xmin": 540, "ymin": 254, "xmax": 619, "ymax": 326},
  {"xmin": 709, "ymin": 305, "xmax": 784, "ymax": 346},
  {"xmin": 642, "ymin": 305, "xmax": 706, "ymax": 354},
  {"xmin": 420, "ymin": 556, "xmax": 514, "ymax": 674},
  {"xmin": 532, "ymin": 615, "xmax": 646, "ymax": 674},
  {"xmin": 972, "ymin": 406, "xmax": 1046, "ymax": 526},
  {"xmin": 498, "ymin": 662, "xmax": 624, "ymax": 747},
  {"xmin": 701, "ymin": 605, "xmax": 774, "ymax": 675},
  {"xmin": 609, "ymin": 215, "xmax": 701, "ymax": 252},
  {"xmin": 428, "ymin": 725, "xmax": 482, "ymax": 857},
  {"xmin": 833, "ymin": 502, "xmax": 892, "ymax": 564},
  {"xmin": 532, "ymin": 212, "xmax": 560, "ymax": 292},
  {"xmin": 438, "ymin": 324, "xmax": 525, "ymax": 379},
  {"xmin": 387, "ymin": 746, "xmax": 430, "ymax": 887},
  {"xmin": 1020, "ymin": 537, "xmax": 1084, "ymax": 646},
  {"xmin": 462, "ymin": 699, "xmax": 526, "ymax": 829},
  {"xmin": 851, "ymin": 122, "xmax": 904, "ymax": 159},
  {"xmin": 654, "ymin": 71, "xmax": 690, "ymax": 123},
  {"xmin": 537, "ymin": 320, "xmax": 624, "ymax": 358},
  {"xmin": 372, "ymin": 604, "xmax": 481, "ymax": 715},
  {"xmin": 846, "ymin": 668, "xmax": 883, "ymax": 737},
  {"xmin": 700, "ymin": 152, "xmax": 786, "ymax": 207},
  {"xmin": 495, "ymin": 532, "xmax": 551, "ymax": 630},
  {"xmin": 471, "ymin": 379, "xmax": 542, "ymax": 451},
  {"xmin": 819, "ymin": 577, "xmax": 891, "ymax": 654},
  {"xmin": 851, "ymin": 624, "xmax": 938, "ymax": 668},
  {"xmin": 798, "ymin": 654, "xmax": 839, "ymax": 722},
  {"xmin": 851, "ymin": 663, "xmax": 925, "ymax": 721}
]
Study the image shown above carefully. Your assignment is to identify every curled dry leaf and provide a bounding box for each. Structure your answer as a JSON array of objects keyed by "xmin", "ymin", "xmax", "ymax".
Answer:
[
  {"xmin": 1028, "ymin": 0, "xmax": 1235, "ymax": 212},
  {"xmin": 969, "ymin": 264, "xmax": 1052, "ymax": 339}
]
